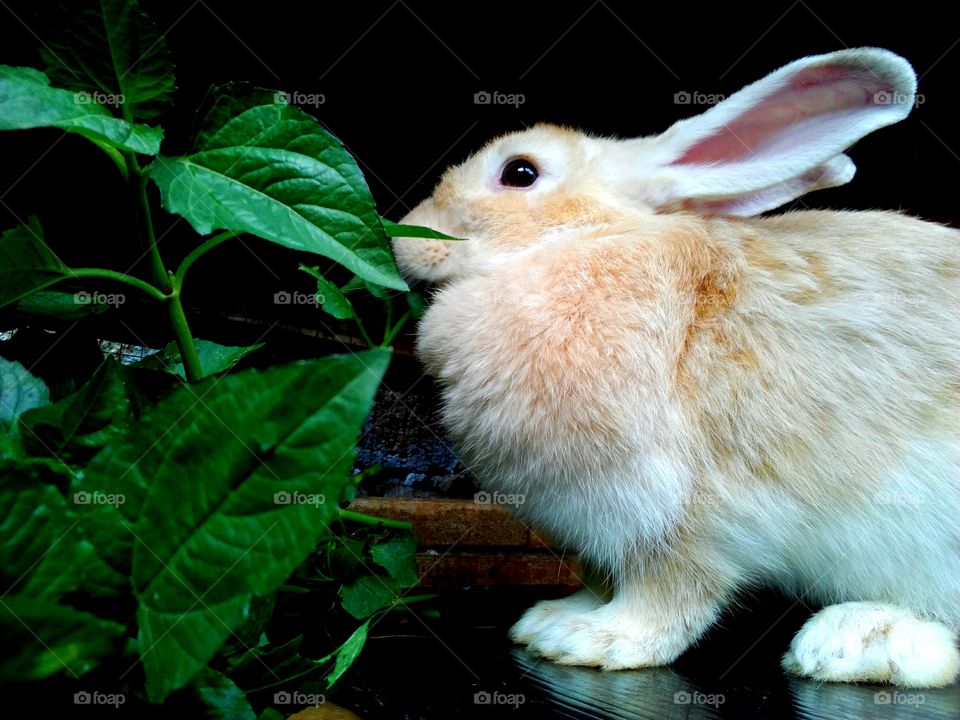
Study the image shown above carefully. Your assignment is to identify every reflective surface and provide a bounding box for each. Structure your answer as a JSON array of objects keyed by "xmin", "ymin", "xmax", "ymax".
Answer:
[{"xmin": 336, "ymin": 588, "xmax": 960, "ymax": 719}]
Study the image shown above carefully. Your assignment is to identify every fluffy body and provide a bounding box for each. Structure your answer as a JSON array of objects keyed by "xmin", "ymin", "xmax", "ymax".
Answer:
[{"xmin": 392, "ymin": 49, "xmax": 960, "ymax": 685}]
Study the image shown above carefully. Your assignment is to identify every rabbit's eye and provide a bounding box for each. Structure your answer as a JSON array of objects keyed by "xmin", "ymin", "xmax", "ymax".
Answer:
[{"xmin": 500, "ymin": 158, "xmax": 539, "ymax": 188}]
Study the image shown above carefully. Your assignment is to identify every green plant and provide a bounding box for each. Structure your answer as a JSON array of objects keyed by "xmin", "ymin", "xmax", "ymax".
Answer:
[{"xmin": 0, "ymin": 0, "xmax": 450, "ymax": 714}]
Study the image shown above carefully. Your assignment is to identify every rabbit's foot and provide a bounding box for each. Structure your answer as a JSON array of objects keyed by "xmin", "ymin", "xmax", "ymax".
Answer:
[
  {"xmin": 510, "ymin": 589, "xmax": 605, "ymax": 645},
  {"xmin": 522, "ymin": 602, "xmax": 688, "ymax": 670},
  {"xmin": 782, "ymin": 602, "xmax": 960, "ymax": 688}
]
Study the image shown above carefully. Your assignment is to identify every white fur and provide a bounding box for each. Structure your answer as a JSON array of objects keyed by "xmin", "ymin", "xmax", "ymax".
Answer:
[{"xmin": 783, "ymin": 603, "xmax": 960, "ymax": 687}]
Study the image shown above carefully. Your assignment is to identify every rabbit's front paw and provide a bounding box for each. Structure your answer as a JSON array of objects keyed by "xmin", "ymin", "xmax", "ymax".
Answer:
[
  {"xmin": 783, "ymin": 602, "xmax": 960, "ymax": 688},
  {"xmin": 523, "ymin": 603, "xmax": 683, "ymax": 670},
  {"xmin": 510, "ymin": 589, "xmax": 604, "ymax": 645}
]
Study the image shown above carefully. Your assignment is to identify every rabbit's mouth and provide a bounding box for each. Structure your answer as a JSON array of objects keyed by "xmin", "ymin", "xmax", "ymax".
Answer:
[{"xmin": 391, "ymin": 198, "xmax": 468, "ymax": 284}]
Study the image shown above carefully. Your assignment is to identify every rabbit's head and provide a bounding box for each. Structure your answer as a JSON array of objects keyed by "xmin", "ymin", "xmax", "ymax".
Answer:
[{"xmin": 393, "ymin": 48, "xmax": 917, "ymax": 282}]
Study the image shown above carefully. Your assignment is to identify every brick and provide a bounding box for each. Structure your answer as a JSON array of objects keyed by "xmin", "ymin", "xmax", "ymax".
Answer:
[
  {"xmin": 415, "ymin": 551, "xmax": 582, "ymax": 588},
  {"xmin": 348, "ymin": 497, "xmax": 528, "ymax": 547}
]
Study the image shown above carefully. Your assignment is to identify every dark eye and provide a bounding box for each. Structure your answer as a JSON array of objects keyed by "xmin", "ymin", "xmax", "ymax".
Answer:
[{"xmin": 500, "ymin": 158, "xmax": 539, "ymax": 188}]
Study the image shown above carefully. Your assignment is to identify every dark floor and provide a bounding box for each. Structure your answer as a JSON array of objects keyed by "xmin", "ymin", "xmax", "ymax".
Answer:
[{"xmin": 331, "ymin": 588, "xmax": 960, "ymax": 720}]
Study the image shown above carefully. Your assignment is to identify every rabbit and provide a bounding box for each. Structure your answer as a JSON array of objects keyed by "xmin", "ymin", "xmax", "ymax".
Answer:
[{"xmin": 391, "ymin": 47, "xmax": 960, "ymax": 687}]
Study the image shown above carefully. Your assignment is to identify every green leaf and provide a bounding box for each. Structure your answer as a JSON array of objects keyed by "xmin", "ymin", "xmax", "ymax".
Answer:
[
  {"xmin": 370, "ymin": 533, "xmax": 418, "ymax": 588},
  {"xmin": 0, "ymin": 65, "xmax": 162, "ymax": 154},
  {"xmin": 15, "ymin": 290, "xmax": 109, "ymax": 319},
  {"xmin": 324, "ymin": 620, "xmax": 368, "ymax": 689},
  {"xmin": 40, "ymin": 0, "xmax": 176, "ymax": 120},
  {"xmin": 0, "ymin": 473, "xmax": 93, "ymax": 599},
  {"xmin": 19, "ymin": 357, "xmax": 131, "ymax": 463},
  {"xmin": 146, "ymin": 97, "xmax": 406, "ymax": 290},
  {"xmin": 0, "ymin": 595, "xmax": 125, "ymax": 680},
  {"xmin": 380, "ymin": 218, "xmax": 464, "ymax": 241},
  {"xmin": 0, "ymin": 217, "xmax": 72, "ymax": 310},
  {"xmin": 0, "ymin": 356, "xmax": 49, "ymax": 425},
  {"xmin": 136, "ymin": 339, "xmax": 263, "ymax": 380},
  {"xmin": 191, "ymin": 668, "xmax": 257, "ymax": 720},
  {"xmin": 299, "ymin": 265, "xmax": 354, "ymax": 320},
  {"xmin": 405, "ymin": 291, "xmax": 427, "ymax": 320},
  {"xmin": 257, "ymin": 710, "xmax": 284, "ymax": 720},
  {"xmin": 95, "ymin": 350, "xmax": 391, "ymax": 702},
  {"xmin": 339, "ymin": 575, "xmax": 398, "ymax": 620}
]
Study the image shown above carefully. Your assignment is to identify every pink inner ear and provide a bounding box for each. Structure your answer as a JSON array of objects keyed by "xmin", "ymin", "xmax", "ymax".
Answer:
[{"xmin": 673, "ymin": 64, "xmax": 889, "ymax": 165}]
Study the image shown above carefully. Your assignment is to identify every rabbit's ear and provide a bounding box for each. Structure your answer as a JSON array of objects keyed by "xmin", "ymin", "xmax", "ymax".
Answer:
[{"xmin": 620, "ymin": 48, "xmax": 917, "ymax": 216}]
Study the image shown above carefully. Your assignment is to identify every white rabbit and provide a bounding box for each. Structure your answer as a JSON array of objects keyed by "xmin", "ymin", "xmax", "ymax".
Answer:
[{"xmin": 392, "ymin": 48, "xmax": 960, "ymax": 687}]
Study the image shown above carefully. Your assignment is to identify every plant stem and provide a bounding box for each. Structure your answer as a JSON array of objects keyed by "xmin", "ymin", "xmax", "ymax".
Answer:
[
  {"xmin": 167, "ymin": 278, "xmax": 205, "ymax": 383},
  {"xmin": 69, "ymin": 268, "xmax": 169, "ymax": 302},
  {"xmin": 381, "ymin": 310, "xmax": 411, "ymax": 346},
  {"xmin": 337, "ymin": 508, "xmax": 412, "ymax": 531},
  {"xmin": 352, "ymin": 314, "xmax": 375, "ymax": 348},
  {"xmin": 174, "ymin": 230, "xmax": 238, "ymax": 286},
  {"xmin": 124, "ymin": 152, "xmax": 204, "ymax": 383},
  {"xmin": 125, "ymin": 154, "xmax": 170, "ymax": 295},
  {"xmin": 389, "ymin": 593, "xmax": 437, "ymax": 607}
]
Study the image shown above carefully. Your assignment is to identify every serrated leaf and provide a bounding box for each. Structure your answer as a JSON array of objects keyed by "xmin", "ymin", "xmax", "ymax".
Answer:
[
  {"xmin": 324, "ymin": 620, "xmax": 368, "ymax": 689},
  {"xmin": 83, "ymin": 350, "xmax": 393, "ymax": 702},
  {"xmin": 15, "ymin": 290, "xmax": 109, "ymax": 319},
  {"xmin": 0, "ymin": 596, "xmax": 125, "ymax": 680},
  {"xmin": 146, "ymin": 98, "xmax": 406, "ymax": 290},
  {"xmin": 299, "ymin": 265, "xmax": 354, "ymax": 320},
  {"xmin": 40, "ymin": 0, "xmax": 176, "ymax": 120},
  {"xmin": 380, "ymin": 218, "xmax": 464, "ymax": 241},
  {"xmin": 0, "ymin": 217, "xmax": 72, "ymax": 310},
  {"xmin": 20, "ymin": 357, "xmax": 131, "ymax": 463},
  {"xmin": 339, "ymin": 575, "xmax": 398, "ymax": 620},
  {"xmin": 0, "ymin": 473, "xmax": 93, "ymax": 600},
  {"xmin": 0, "ymin": 65, "xmax": 162, "ymax": 154},
  {"xmin": 191, "ymin": 668, "xmax": 257, "ymax": 720},
  {"xmin": 136, "ymin": 339, "xmax": 263, "ymax": 380},
  {"xmin": 370, "ymin": 533, "xmax": 418, "ymax": 588},
  {"xmin": 0, "ymin": 356, "xmax": 49, "ymax": 425}
]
